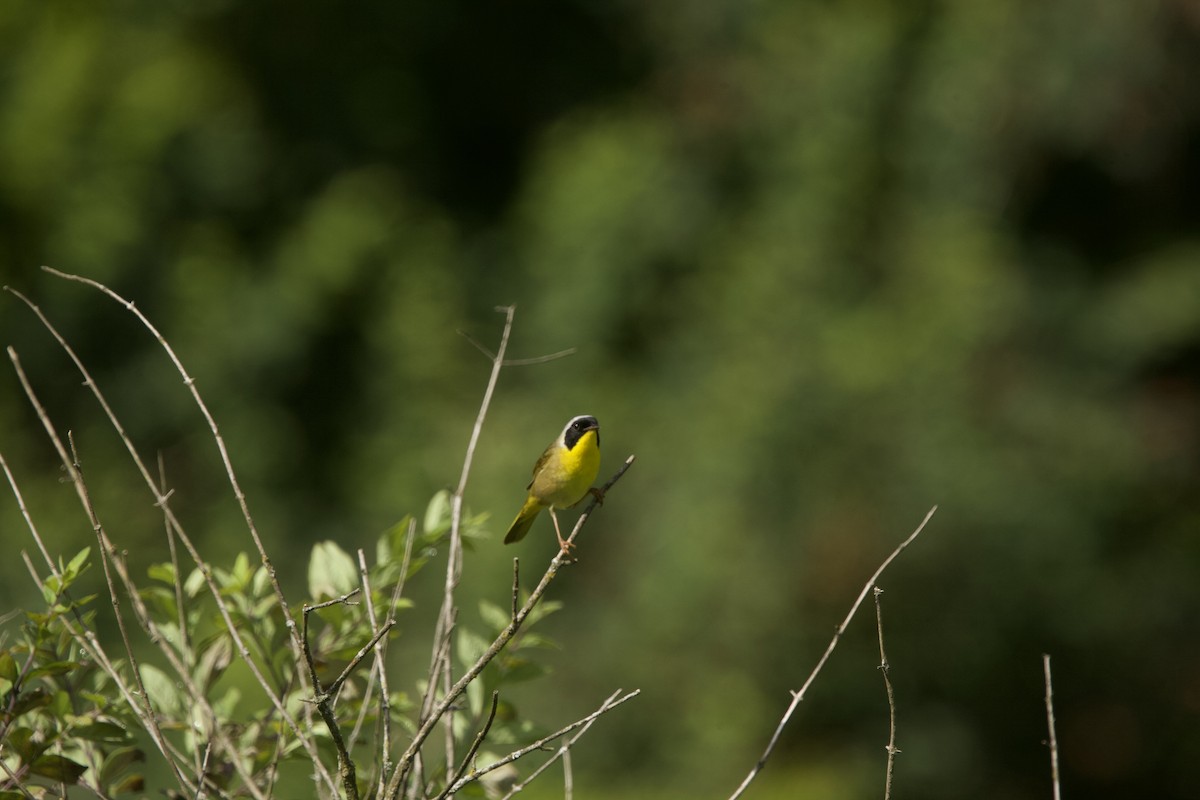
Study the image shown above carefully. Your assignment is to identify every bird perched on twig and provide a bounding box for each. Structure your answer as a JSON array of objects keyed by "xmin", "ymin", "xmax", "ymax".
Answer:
[{"xmin": 504, "ymin": 415, "xmax": 602, "ymax": 550}]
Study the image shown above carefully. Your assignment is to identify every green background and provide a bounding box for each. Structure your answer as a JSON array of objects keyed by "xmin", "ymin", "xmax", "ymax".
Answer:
[{"xmin": 2, "ymin": 1, "xmax": 1199, "ymax": 798}]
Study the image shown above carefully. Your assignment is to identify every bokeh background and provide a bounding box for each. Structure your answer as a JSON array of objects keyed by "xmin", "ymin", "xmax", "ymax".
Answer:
[{"xmin": 2, "ymin": 1, "xmax": 1200, "ymax": 798}]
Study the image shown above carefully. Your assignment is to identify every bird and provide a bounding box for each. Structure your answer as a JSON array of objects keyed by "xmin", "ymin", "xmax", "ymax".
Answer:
[{"xmin": 504, "ymin": 415, "xmax": 602, "ymax": 549}]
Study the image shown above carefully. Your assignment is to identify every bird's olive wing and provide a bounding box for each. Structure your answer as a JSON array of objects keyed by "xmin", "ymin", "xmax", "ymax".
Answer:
[{"xmin": 527, "ymin": 440, "xmax": 556, "ymax": 490}]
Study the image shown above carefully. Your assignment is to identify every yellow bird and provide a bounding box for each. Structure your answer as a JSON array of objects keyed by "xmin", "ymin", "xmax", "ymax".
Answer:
[{"xmin": 504, "ymin": 415, "xmax": 602, "ymax": 549}]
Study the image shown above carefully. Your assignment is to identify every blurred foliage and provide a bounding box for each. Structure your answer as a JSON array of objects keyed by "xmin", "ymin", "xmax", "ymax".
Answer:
[{"xmin": 2, "ymin": 1, "xmax": 1199, "ymax": 798}]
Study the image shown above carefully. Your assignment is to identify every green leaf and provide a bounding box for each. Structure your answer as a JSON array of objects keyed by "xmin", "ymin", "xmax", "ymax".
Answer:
[
  {"xmin": 5, "ymin": 727, "xmax": 38, "ymax": 762},
  {"xmin": 8, "ymin": 687, "xmax": 52, "ymax": 718},
  {"xmin": 211, "ymin": 686, "xmax": 240, "ymax": 720},
  {"xmin": 64, "ymin": 547, "xmax": 91, "ymax": 581},
  {"xmin": 252, "ymin": 565, "xmax": 271, "ymax": 597},
  {"xmin": 30, "ymin": 753, "xmax": 87, "ymax": 783},
  {"xmin": 478, "ymin": 600, "xmax": 511, "ymax": 633},
  {"xmin": 0, "ymin": 651, "xmax": 17, "ymax": 681},
  {"xmin": 194, "ymin": 636, "xmax": 232, "ymax": 690},
  {"xmin": 139, "ymin": 664, "xmax": 182, "ymax": 717},
  {"xmin": 147, "ymin": 563, "xmax": 176, "ymax": 585},
  {"xmin": 524, "ymin": 599, "xmax": 563, "ymax": 626},
  {"xmin": 424, "ymin": 490, "xmax": 451, "ymax": 538},
  {"xmin": 111, "ymin": 773, "xmax": 146, "ymax": 795},
  {"xmin": 498, "ymin": 658, "xmax": 549, "ymax": 684},
  {"xmin": 308, "ymin": 541, "xmax": 358, "ymax": 599},
  {"xmin": 464, "ymin": 673, "xmax": 484, "ymax": 717},
  {"xmin": 27, "ymin": 661, "xmax": 79, "ymax": 680},
  {"xmin": 99, "ymin": 746, "xmax": 145, "ymax": 787},
  {"xmin": 456, "ymin": 628, "xmax": 490, "ymax": 670},
  {"xmin": 73, "ymin": 720, "xmax": 132, "ymax": 744},
  {"xmin": 183, "ymin": 567, "xmax": 206, "ymax": 598},
  {"xmin": 514, "ymin": 633, "xmax": 559, "ymax": 651}
]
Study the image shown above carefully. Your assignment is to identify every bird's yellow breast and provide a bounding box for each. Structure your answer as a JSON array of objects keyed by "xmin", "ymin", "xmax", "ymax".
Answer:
[{"xmin": 531, "ymin": 429, "xmax": 600, "ymax": 509}]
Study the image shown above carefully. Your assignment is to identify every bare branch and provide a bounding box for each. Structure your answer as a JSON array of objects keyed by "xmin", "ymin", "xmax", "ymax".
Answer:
[
  {"xmin": 467, "ymin": 688, "xmax": 642, "ymax": 797},
  {"xmin": 727, "ymin": 505, "xmax": 937, "ymax": 800},
  {"xmin": 10, "ymin": 281, "xmax": 340, "ymax": 793},
  {"xmin": 874, "ymin": 587, "xmax": 899, "ymax": 800},
  {"xmin": 1043, "ymin": 654, "xmax": 1062, "ymax": 800},
  {"xmin": 427, "ymin": 305, "xmax": 516, "ymax": 784},
  {"xmin": 434, "ymin": 691, "xmax": 501, "ymax": 800},
  {"xmin": 34, "ymin": 270, "xmax": 310, "ymax": 672},
  {"xmin": 456, "ymin": 327, "xmax": 575, "ymax": 366},
  {"xmin": 302, "ymin": 590, "xmax": 382, "ymax": 800}
]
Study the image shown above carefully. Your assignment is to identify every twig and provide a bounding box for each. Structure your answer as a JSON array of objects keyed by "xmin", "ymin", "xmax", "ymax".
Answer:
[
  {"xmin": 374, "ymin": 519, "xmax": 416, "ymax": 799},
  {"xmin": 511, "ymin": 559, "xmax": 520, "ymax": 622},
  {"xmin": 434, "ymin": 691, "xmax": 501, "ymax": 800},
  {"xmin": 385, "ymin": 456, "xmax": 636, "ymax": 800},
  {"xmin": 302, "ymin": 589, "xmax": 389, "ymax": 800},
  {"xmin": 35, "ymin": 270, "xmax": 311, "ymax": 677},
  {"xmin": 727, "ymin": 506, "xmax": 937, "ymax": 800},
  {"xmin": 9, "ymin": 282, "xmax": 340, "ymax": 794},
  {"xmin": 420, "ymin": 304, "xmax": 518, "ymax": 786},
  {"xmin": 562, "ymin": 747, "xmax": 574, "ymax": 800},
  {"xmin": 874, "ymin": 587, "xmax": 899, "ymax": 800},
  {"xmin": 157, "ymin": 453, "xmax": 191, "ymax": 656},
  {"xmin": 470, "ymin": 688, "xmax": 641, "ymax": 797},
  {"xmin": 456, "ymin": 328, "xmax": 575, "ymax": 366},
  {"xmin": 1043, "ymin": 654, "xmax": 1062, "ymax": 800}
]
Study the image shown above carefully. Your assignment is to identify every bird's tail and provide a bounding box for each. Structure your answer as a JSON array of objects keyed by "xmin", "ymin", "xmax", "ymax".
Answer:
[{"xmin": 504, "ymin": 495, "xmax": 544, "ymax": 544}]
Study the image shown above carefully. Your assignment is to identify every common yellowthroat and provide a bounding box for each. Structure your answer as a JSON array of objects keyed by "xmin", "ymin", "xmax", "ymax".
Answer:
[{"xmin": 504, "ymin": 415, "xmax": 602, "ymax": 549}]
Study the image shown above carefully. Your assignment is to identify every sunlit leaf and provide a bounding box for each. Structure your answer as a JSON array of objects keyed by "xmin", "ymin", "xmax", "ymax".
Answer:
[
  {"xmin": 424, "ymin": 490, "xmax": 451, "ymax": 538},
  {"xmin": 139, "ymin": 663, "xmax": 181, "ymax": 716},
  {"xmin": 64, "ymin": 547, "xmax": 91, "ymax": 581},
  {"xmin": 147, "ymin": 563, "xmax": 176, "ymax": 585},
  {"xmin": 308, "ymin": 540, "xmax": 358, "ymax": 599}
]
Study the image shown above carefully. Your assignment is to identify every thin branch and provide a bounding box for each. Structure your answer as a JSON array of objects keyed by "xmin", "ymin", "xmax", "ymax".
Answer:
[
  {"xmin": 467, "ymin": 688, "xmax": 641, "ymax": 797},
  {"xmin": 35, "ymin": 270, "xmax": 310, "ymax": 673},
  {"xmin": 9, "ymin": 282, "xmax": 340, "ymax": 794},
  {"xmin": 562, "ymin": 747, "xmax": 574, "ymax": 800},
  {"xmin": 428, "ymin": 306, "xmax": 515, "ymax": 787},
  {"xmin": 456, "ymin": 328, "xmax": 576, "ymax": 367},
  {"xmin": 385, "ymin": 456, "xmax": 637, "ymax": 800},
  {"xmin": 157, "ymin": 453, "xmax": 191, "ymax": 656},
  {"xmin": 348, "ymin": 550, "xmax": 384, "ymax": 772},
  {"xmin": 326, "ymin": 620, "xmax": 395, "ymax": 701},
  {"xmin": 433, "ymin": 691, "xmax": 500, "ymax": 800},
  {"xmin": 873, "ymin": 587, "xmax": 899, "ymax": 800},
  {"xmin": 501, "ymin": 349, "xmax": 578, "ymax": 367},
  {"xmin": 302, "ymin": 590, "xmax": 373, "ymax": 800},
  {"xmin": 727, "ymin": 505, "xmax": 937, "ymax": 800},
  {"xmin": 511, "ymin": 558, "xmax": 520, "ymax": 622},
  {"xmin": 374, "ymin": 519, "xmax": 416, "ymax": 799},
  {"xmin": 1043, "ymin": 654, "xmax": 1062, "ymax": 800}
]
